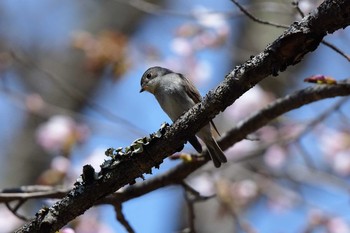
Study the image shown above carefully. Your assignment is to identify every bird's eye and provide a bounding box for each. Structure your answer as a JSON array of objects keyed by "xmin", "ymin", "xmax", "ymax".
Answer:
[{"xmin": 146, "ymin": 73, "xmax": 152, "ymax": 79}]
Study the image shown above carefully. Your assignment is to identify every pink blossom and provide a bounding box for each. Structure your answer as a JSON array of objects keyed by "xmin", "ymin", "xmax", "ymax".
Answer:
[
  {"xmin": 225, "ymin": 139, "xmax": 258, "ymax": 161},
  {"xmin": 74, "ymin": 211, "xmax": 114, "ymax": 233},
  {"xmin": 192, "ymin": 6, "xmax": 229, "ymax": 30},
  {"xmin": 0, "ymin": 206, "xmax": 22, "ymax": 232},
  {"xmin": 51, "ymin": 156, "xmax": 71, "ymax": 173},
  {"xmin": 25, "ymin": 93, "xmax": 45, "ymax": 113},
  {"xmin": 327, "ymin": 217, "xmax": 350, "ymax": 233},
  {"xmin": 224, "ymin": 86, "xmax": 275, "ymax": 121},
  {"xmin": 36, "ymin": 115, "xmax": 89, "ymax": 154},
  {"xmin": 60, "ymin": 228, "xmax": 75, "ymax": 233},
  {"xmin": 332, "ymin": 151, "xmax": 350, "ymax": 176},
  {"xmin": 264, "ymin": 145, "xmax": 287, "ymax": 169},
  {"xmin": 170, "ymin": 38, "xmax": 193, "ymax": 56},
  {"xmin": 308, "ymin": 209, "xmax": 326, "ymax": 226},
  {"xmin": 235, "ymin": 180, "xmax": 258, "ymax": 200},
  {"xmin": 188, "ymin": 173, "xmax": 216, "ymax": 196},
  {"xmin": 320, "ymin": 128, "xmax": 350, "ymax": 157}
]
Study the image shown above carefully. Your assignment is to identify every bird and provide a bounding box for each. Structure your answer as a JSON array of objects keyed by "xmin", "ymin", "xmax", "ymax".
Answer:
[{"xmin": 139, "ymin": 66, "xmax": 227, "ymax": 167}]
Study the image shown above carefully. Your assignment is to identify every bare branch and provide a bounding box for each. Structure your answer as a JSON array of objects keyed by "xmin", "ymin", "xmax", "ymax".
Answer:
[
  {"xmin": 5, "ymin": 201, "xmax": 31, "ymax": 221},
  {"xmin": 114, "ymin": 202, "xmax": 135, "ymax": 233},
  {"xmin": 233, "ymin": 0, "xmax": 350, "ymax": 63},
  {"xmin": 292, "ymin": 0, "xmax": 306, "ymax": 18},
  {"xmin": 231, "ymin": 0, "xmax": 289, "ymax": 28},
  {"xmin": 183, "ymin": 191, "xmax": 196, "ymax": 233},
  {"xmin": 112, "ymin": 81, "xmax": 350, "ymax": 205},
  {"xmin": 114, "ymin": 0, "xmax": 289, "ymax": 19},
  {"xmin": 10, "ymin": 51, "xmax": 146, "ymax": 136},
  {"xmin": 232, "ymin": 210, "xmax": 257, "ymax": 233},
  {"xmin": 321, "ymin": 40, "xmax": 350, "ymax": 62},
  {"xmin": 181, "ymin": 181, "xmax": 215, "ymax": 233},
  {"xmin": 4, "ymin": 93, "xmax": 349, "ymax": 207},
  {"xmin": 294, "ymin": 141, "xmax": 317, "ymax": 169},
  {"xmin": 5, "ymin": 80, "xmax": 350, "ymax": 231},
  {"xmin": 0, "ymin": 186, "xmax": 68, "ymax": 202}
]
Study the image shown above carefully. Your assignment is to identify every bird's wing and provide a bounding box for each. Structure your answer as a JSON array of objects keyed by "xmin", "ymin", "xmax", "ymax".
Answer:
[
  {"xmin": 179, "ymin": 74, "xmax": 202, "ymax": 103},
  {"xmin": 210, "ymin": 120, "xmax": 221, "ymax": 137},
  {"xmin": 180, "ymin": 73, "xmax": 221, "ymax": 136}
]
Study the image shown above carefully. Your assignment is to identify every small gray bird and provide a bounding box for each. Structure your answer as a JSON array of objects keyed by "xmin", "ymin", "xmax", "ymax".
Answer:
[{"xmin": 140, "ymin": 66, "xmax": 227, "ymax": 167}]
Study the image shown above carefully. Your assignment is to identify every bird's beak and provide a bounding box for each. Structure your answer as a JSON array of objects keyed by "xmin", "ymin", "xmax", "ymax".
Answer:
[{"xmin": 139, "ymin": 87, "xmax": 145, "ymax": 93}]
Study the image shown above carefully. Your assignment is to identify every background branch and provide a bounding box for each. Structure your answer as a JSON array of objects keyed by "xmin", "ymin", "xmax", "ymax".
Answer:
[{"xmin": 3, "ymin": 80, "xmax": 349, "ymax": 224}]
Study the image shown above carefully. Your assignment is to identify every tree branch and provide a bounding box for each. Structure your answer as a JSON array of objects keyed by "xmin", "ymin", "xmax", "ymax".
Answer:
[
  {"xmin": 15, "ymin": 0, "xmax": 350, "ymax": 232},
  {"xmin": 4, "ymin": 81, "xmax": 350, "ymax": 209},
  {"xmin": 106, "ymin": 80, "xmax": 350, "ymax": 205}
]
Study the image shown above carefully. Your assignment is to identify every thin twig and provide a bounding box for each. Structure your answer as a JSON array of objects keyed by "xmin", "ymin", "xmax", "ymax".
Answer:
[
  {"xmin": 180, "ymin": 181, "xmax": 217, "ymax": 233},
  {"xmin": 181, "ymin": 182, "xmax": 215, "ymax": 201},
  {"xmin": 114, "ymin": 0, "xmax": 287, "ymax": 19},
  {"xmin": 231, "ymin": 0, "xmax": 289, "ymax": 28},
  {"xmin": 5, "ymin": 201, "xmax": 31, "ymax": 221},
  {"xmin": 293, "ymin": 0, "xmax": 350, "ymax": 62},
  {"xmin": 114, "ymin": 202, "xmax": 135, "ymax": 233},
  {"xmin": 0, "ymin": 85, "xmax": 136, "ymax": 138},
  {"xmin": 10, "ymin": 50, "xmax": 146, "ymax": 136},
  {"xmin": 296, "ymin": 97, "xmax": 349, "ymax": 139},
  {"xmin": 232, "ymin": 210, "xmax": 257, "ymax": 233},
  {"xmin": 181, "ymin": 181, "xmax": 200, "ymax": 196},
  {"xmin": 294, "ymin": 0, "xmax": 350, "ymax": 62},
  {"xmin": 0, "ymin": 185, "xmax": 68, "ymax": 202},
  {"xmin": 321, "ymin": 40, "xmax": 350, "ymax": 62},
  {"xmin": 338, "ymin": 107, "xmax": 350, "ymax": 125},
  {"xmin": 292, "ymin": 0, "xmax": 305, "ymax": 18},
  {"xmin": 183, "ymin": 191, "xmax": 196, "ymax": 233},
  {"xmin": 294, "ymin": 141, "xmax": 317, "ymax": 169},
  {"xmin": 235, "ymin": 0, "xmax": 350, "ymax": 63}
]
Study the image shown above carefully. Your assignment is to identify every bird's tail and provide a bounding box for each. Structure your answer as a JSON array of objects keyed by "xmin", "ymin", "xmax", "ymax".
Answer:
[{"xmin": 206, "ymin": 138, "xmax": 227, "ymax": 168}]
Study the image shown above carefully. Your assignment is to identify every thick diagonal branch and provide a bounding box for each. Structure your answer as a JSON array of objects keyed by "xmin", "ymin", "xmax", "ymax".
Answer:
[{"xmin": 3, "ymin": 81, "xmax": 350, "ymax": 205}]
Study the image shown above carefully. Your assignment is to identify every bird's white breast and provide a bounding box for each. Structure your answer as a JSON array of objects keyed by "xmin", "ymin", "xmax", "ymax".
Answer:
[{"xmin": 155, "ymin": 74, "xmax": 196, "ymax": 121}]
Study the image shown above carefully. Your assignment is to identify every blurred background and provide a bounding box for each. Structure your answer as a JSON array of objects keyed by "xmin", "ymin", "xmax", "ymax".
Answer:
[{"xmin": 0, "ymin": 0, "xmax": 350, "ymax": 232}]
